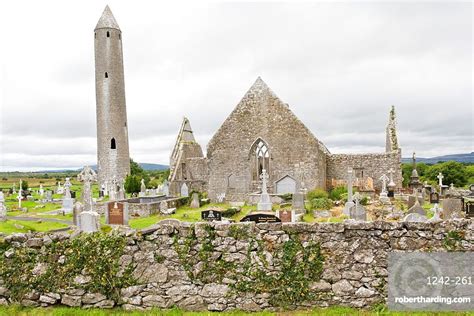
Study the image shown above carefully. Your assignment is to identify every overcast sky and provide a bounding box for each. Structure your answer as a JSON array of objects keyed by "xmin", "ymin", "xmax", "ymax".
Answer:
[{"xmin": 0, "ymin": 1, "xmax": 472, "ymax": 171}]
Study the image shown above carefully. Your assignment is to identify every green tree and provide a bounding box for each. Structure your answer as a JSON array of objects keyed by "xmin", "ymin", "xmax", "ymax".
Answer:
[
  {"xmin": 124, "ymin": 175, "xmax": 141, "ymax": 194},
  {"xmin": 424, "ymin": 161, "xmax": 468, "ymax": 187},
  {"xmin": 129, "ymin": 158, "xmax": 150, "ymax": 186},
  {"xmin": 21, "ymin": 180, "xmax": 28, "ymax": 191},
  {"xmin": 401, "ymin": 162, "xmax": 429, "ymax": 187}
]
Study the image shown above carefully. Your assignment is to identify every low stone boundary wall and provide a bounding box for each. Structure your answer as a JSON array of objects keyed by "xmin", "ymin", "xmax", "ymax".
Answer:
[{"xmin": 0, "ymin": 220, "xmax": 472, "ymax": 311}]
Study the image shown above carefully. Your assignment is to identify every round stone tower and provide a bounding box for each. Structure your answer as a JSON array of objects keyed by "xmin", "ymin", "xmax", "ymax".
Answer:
[{"xmin": 94, "ymin": 5, "xmax": 130, "ymax": 193}]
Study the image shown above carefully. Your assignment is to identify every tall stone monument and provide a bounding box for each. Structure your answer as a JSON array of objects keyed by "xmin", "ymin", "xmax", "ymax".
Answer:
[
  {"xmin": 343, "ymin": 168, "xmax": 354, "ymax": 216},
  {"xmin": 0, "ymin": 192, "xmax": 6, "ymax": 222},
  {"xmin": 379, "ymin": 174, "xmax": 390, "ymax": 204},
  {"xmin": 77, "ymin": 166, "xmax": 97, "ymax": 213},
  {"xmin": 257, "ymin": 169, "xmax": 272, "ymax": 211},
  {"xmin": 17, "ymin": 180, "xmax": 23, "ymax": 209},
  {"xmin": 62, "ymin": 178, "xmax": 74, "ymax": 213},
  {"xmin": 95, "ymin": 5, "xmax": 130, "ymax": 195}
]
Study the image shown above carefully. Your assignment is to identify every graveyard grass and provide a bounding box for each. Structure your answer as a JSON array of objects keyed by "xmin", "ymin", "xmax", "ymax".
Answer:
[
  {"xmin": 1, "ymin": 305, "xmax": 473, "ymax": 316},
  {"xmin": 0, "ymin": 219, "xmax": 68, "ymax": 234}
]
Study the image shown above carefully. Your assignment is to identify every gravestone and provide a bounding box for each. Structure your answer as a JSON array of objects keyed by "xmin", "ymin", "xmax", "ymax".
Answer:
[
  {"xmin": 408, "ymin": 194, "xmax": 424, "ymax": 208},
  {"xmin": 190, "ymin": 193, "xmax": 200, "ymax": 209},
  {"xmin": 0, "ymin": 192, "xmax": 6, "ymax": 222},
  {"xmin": 407, "ymin": 197, "xmax": 426, "ymax": 216},
  {"xmin": 463, "ymin": 198, "xmax": 474, "ymax": 218},
  {"xmin": 387, "ymin": 168, "xmax": 396, "ymax": 198},
  {"xmin": 106, "ymin": 201, "xmax": 129, "ymax": 225},
  {"xmin": 45, "ymin": 191, "xmax": 53, "ymax": 202},
  {"xmin": 257, "ymin": 169, "xmax": 272, "ymax": 211},
  {"xmin": 428, "ymin": 203, "xmax": 442, "ymax": 222},
  {"xmin": 429, "ymin": 192, "xmax": 439, "ymax": 204},
  {"xmin": 180, "ymin": 183, "xmax": 189, "ymax": 197},
  {"xmin": 403, "ymin": 213, "xmax": 427, "ymax": 222},
  {"xmin": 62, "ymin": 178, "xmax": 74, "ymax": 214},
  {"xmin": 79, "ymin": 211, "xmax": 100, "ymax": 233},
  {"xmin": 442, "ymin": 198, "xmax": 463, "ymax": 219},
  {"xmin": 39, "ymin": 184, "xmax": 44, "ymax": 197},
  {"xmin": 56, "ymin": 182, "xmax": 64, "ymax": 195},
  {"xmin": 314, "ymin": 210, "xmax": 331, "ymax": 218},
  {"xmin": 139, "ymin": 179, "xmax": 146, "ymax": 197},
  {"xmin": 343, "ymin": 168, "xmax": 355, "ymax": 216},
  {"xmin": 73, "ymin": 201, "xmax": 83, "ymax": 226},
  {"xmin": 379, "ymin": 174, "xmax": 391, "ymax": 205},
  {"xmin": 241, "ymin": 212, "xmax": 281, "ymax": 223},
  {"xmin": 163, "ymin": 181, "xmax": 169, "ymax": 196},
  {"xmin": 349, "ymin": 192, "xmax": 367, "ymax": 221},
  {"xmin": 201, "ymin": 209, "xmax": 222, "ymax": 221},
  {"xmin": 291, "ymin": 191, "xmax": 305, "ymax": 214},
  {"xmin": 278, "ymin": 209, "xmax": 293, "ymax": 222}
]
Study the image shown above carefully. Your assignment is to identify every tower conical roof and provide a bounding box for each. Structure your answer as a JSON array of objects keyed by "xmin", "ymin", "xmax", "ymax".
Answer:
[{"xmin": 95, "ymin": 5, "xmax": 120, "ymax": 30}]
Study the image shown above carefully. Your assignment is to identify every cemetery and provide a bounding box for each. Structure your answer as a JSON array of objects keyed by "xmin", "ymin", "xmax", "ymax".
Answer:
[{"xmin": 0, "ymin": 4, "xmax": 472, "ymax": 315}]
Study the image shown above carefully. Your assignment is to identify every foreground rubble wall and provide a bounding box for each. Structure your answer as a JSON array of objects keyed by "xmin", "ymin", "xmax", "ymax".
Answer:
[{"xmin": 0, "ymin": 220, "xmax": 472, "ymax": 311}]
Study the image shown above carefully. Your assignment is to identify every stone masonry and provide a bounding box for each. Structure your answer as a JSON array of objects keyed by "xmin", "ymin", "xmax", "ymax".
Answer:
[{"xmin": 1, "ymin": 220, "xmax": 472, "ymax": 311}]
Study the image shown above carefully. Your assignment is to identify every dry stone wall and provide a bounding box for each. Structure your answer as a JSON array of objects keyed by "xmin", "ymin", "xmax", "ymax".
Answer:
[{"xmin": 0, "ymin": 220, "xmax": 472, "ymax": 311}]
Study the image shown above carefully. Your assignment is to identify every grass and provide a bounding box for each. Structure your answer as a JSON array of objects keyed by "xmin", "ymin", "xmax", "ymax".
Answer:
[
  {"xmin": 0, "ymin": 219, "xmax": 69, "ymax": 234},
  {"xmin": 0, "ymin": 305, "xmax": 472, "ymax": 316}
]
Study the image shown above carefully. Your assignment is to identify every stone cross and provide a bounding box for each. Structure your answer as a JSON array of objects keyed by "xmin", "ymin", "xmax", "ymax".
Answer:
[
  {"xmin": 437, "ymin": 173, "xmax": 444, "ymax": 186},
  {"xmin": 64, "ymin": 178, "xmax": 72, "ymax": 199},
  {"xmin": 379, "ymin": 174, "xmax": 389, "ymax": 194},
  {"xmin": 18, "ymin": 179, "xmax": 22, "ymax": 208},
  {"xmin": 109, "ymin": 177, "xmax": 118, "ymax": 201},
  {"xmin": 77, "ymin": 166, "xmax": 97, "ymax": 212},
  {"xmin": 260, "ymin": 169, "xmax": 269, "ymax": 194},
  {"xmin": 429, "ymin": 203, "xmax": 442, "ymax": 222},
  {"xmin": 347, "ymin": 168, "xmax": 353, "ymax": 202},
  {"xmin": 39, "ymin": 184, "xmax": 44, "ymax": 197},
  {"xmin": 12, "ymin": 184, "xmax": 16, "ymax": 194},
  {"xmin": 140, "ymin": 179, "xmax": 146, "ymax": 193},
  {"xmin": 353, "ymin": 192, "xmax": 361, "ymax": 209}
]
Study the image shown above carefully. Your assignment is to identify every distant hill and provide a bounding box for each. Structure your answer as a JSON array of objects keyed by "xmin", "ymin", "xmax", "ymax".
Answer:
[
  {"xmin": 14, "ymin": 163, "xmax": 169, "ymax": 174},
  {"xmin": 402, "ymin": 152, "xmax": 474, "ymax": 164}
]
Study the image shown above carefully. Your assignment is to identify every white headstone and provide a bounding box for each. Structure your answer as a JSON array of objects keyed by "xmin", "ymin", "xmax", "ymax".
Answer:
[
  {"xmin": 257, "ymin": 169, "xmax": 272, "ymax": 211},
  {"xmin": 216, "ymin": 193, "xmax": 225, "ymax": 203},
  {"xmin": 190, "ymin": 193, "xmax": 200, "ymax": 208},
  {"xmin": 428, "ymin": 203, "xmax": 442, "ymax": 222},
  {"xmin": 39, "ymin": 184, "xmax": 44, "ymax": 197},
  {"xmin": 0, "ymin": 192, "xmax": 6, "ymax": 222},
  {"xmin": 79, "ymin": 211, "xmax": 100, "ymax": 233},
  {"xmin": 62, "ymin": 178, "xmax": 74, "ymax": 213},
  {"xmin": 17, "ymin": 179, "xmax": 23, "ymax": 208},
  {"xmin": 349, "ymin": 192, "xmax": 367, "ymax": 221},
  {"xmin": 139, "ymin": 179, "xmax": 146, "ymax": 197},
  {"xmin": 180, "ymin": 183, "xmax": 189, "ymax": 197},
  {"xmin": 403, "ymin": 213, "xmax": 427, "ymax": 222},
  {"xmin": 379, "ymin": 174, "xmax": 390, "ymax": 204}
]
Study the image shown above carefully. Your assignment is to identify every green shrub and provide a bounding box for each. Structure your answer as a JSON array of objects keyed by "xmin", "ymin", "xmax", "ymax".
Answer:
[
  {"xmin": 307, "ymin": 188, "xmax": 328, "ymax": 200},
  {"xmin": 124, "ymin": 175, "xmax": 141, "ymax": 194},
  {"xmin": 360, "ymin": 195, "xmax": 369, "ymax": 206},
  {"xmin": 329, "ymin": 186, "xmax": 347, "ymax": 200},
  {"xmin": 279, "ymin": 193, "xmax": 293, "ymax": 202},
  {"xmin": 222, "ymin": 207, "xmax": 240, "ymax": 217},
  {"xmin": 310, "ymin": 197, "xmax": 333, "ymax": 210}
]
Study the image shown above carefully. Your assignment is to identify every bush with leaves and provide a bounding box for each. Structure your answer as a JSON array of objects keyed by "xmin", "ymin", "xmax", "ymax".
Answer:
[
  {"xmin": 329, "ymin": 186, "xmax": 347, "ymax": 201},
  {"xmin": 306, "ymin": 188, "xmax": 328, "ymax": 200},
  {"xmin": 310, "ymin": 197, "xmax": 333, "ymax": 210}
]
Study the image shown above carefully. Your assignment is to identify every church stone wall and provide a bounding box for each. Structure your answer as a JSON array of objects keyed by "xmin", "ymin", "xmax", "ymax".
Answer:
[
  {"xmin": 326, "ymin": 151, "xmax": 402, "ymax": 190},
  {"xmin": 206, "ymin": 79, "xmax": 327, "ymax": 202}
]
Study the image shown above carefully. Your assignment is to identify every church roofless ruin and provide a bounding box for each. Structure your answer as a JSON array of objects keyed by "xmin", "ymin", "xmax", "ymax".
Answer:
[{"xmin": 95, "ymin": 6, "xmax": 403, "ymax": 202}]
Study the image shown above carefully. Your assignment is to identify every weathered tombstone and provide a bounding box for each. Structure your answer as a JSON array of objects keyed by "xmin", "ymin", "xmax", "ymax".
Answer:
[
  {"xmin": 57, "ymin": 182, "xmax": 64, "ymax": 195},
  {"xmin": 408, "ymin": 194, "xmax": 424, "ymax": 208},
  {"xmin": 163, "ymin": 180, "xmax": 169, "ymax": 196},
  {"xmin": 429, "ymin": 191, "xmax": 440, "ymax": 204},
  {"xmin": 349, "ymin": 192, "xmax": 367, "ymax": 221},
  {"xmin": 79, "ymin": 211, "xmax": 100, "ymax": 233},
  {"xmin": 257, "ymin": 169, "xmax": 272, "ymax": 211},
  {"xmin": 201, "ymin": 209, "xmax": 222, "ymax": 221},
  {"xmin": 139, "ymin": 179, "xmax": 146, "ymax": 197},
  {"xmin": 180, "ymin": 183, "xmax": 189, "ymax": 197},
  {"xmin": 62, "ymin": 178, "xmax": 74, "ymax": 213},
  {"xmin": 46, "ymin": 190, "xmax": 53, "ymax": 202},
  {"xmin": 278, "ymin": 209, "xmax": 293, "ymax": 222},
  {"xmin": 17, "ymin": 180, "xmax": 23, "ymax": 208},
  {"xmin": 428, "ymin": 203, "xmax": 442, "ymax": 222},
  {"xmin": 403, "ymin": 213, "xmax": 427, "ymax": 222},
  {"xmin": 0, "ymin": 192, "xmax": 6, "ymax": 222},
  {"xmin": 313, "ymin": 210, "xmax": 331, "ymax": 218},
  {"xmin": 291, "ymin": 191, "xmax": 305, "ymax": 214},
  {"xmin": 387, "ymin": 168, "xmax": 396, "ymax": 198},
  {"xmin": 190, "ymin": 193, "xmax": 200, "ymax": 209},
  {"xmin": 441, "ymin": 198, "xmax": 463, "ymax": 219},
  {"xmin": 379, "ymin": 174, "xmax": 391, "ymax": 204},
  {"xmin": 407, "ymin": 195, "xmax": 426, "ymax": 216},
  {"xmin": 39, "ymin": 184, "xmax": 44, "ymax": 197},
  {"xmin": 73, "ymin": 201, "xmax": 83, "ymax": 226},
  {"xmin": 343, "ymin": 168, "xmax": 354, "ymax": 216},
  {"xmin": 106, "ymin": 201, "xmax": 129, "ymax": 225},
  {"xmin": 241, "ymin": 212, "xmax": 281, "ymax": 223},
  {"xmin": 463, "ymin": 197, "xmax": 474, "ymax": 218},
  {"xmin": 117, "ymin": 179, "xmax": 125, "ymax": 200}
]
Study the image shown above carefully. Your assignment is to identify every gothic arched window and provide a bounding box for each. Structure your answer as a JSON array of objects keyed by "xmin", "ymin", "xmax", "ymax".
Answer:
[
  {"xmin": 111, "ymin": 138, "xmax": 116, "ymax": 149},
  {"xmin": 250, "ymin": 139, "xmax": 270, "ymax": 181}
]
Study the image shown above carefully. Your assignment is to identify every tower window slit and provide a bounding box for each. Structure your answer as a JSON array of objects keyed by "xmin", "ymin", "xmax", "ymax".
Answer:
[
  {"xmin": 111, "ymin": 138, "xmax": 116, "ymax": 149},
  {"xmin": 107, "ymin": 31, "xmax": 110, "ymax": 37},
  {"xmin": 105, "ymin": 72, "xmax": 108, "ymax": 78}
]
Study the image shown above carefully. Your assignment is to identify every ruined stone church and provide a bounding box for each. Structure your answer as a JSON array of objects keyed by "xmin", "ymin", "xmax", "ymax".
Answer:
[{"xmin": 169, "ymin": 77, "xmax": 402, "ymax": 202}]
